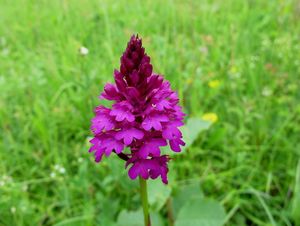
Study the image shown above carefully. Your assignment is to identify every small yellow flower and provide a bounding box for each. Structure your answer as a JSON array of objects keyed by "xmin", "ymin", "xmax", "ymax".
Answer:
[
  {"xmin": 186, "ymin": 78, "xmax": 193, "ymax": 85},
  {"xmin": 208, "ymin": 79, "xmax": 221, "ymax": 88},
  {"xmin": 230, "ymin": 66, "xmax": 238, "ymax": 73},
  {"xmin": 202, "ymin": 113, "xmax": 218, "ymax": 123}
]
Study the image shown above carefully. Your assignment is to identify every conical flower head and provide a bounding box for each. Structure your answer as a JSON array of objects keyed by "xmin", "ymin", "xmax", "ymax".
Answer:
[{"xmin": 89, "ymin": 35, "xmax": 185, "ymax": 184}]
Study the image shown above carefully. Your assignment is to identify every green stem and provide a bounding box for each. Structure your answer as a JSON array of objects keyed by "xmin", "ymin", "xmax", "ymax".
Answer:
[{"xmin": 139, "ymin": 177, "xmax": 151, "ymax": 226}]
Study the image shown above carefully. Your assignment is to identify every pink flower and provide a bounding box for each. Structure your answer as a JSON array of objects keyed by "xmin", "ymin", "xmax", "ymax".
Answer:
[{"xmin": 89, "ymin": 35, "xmax": 185, "ymax": 184}]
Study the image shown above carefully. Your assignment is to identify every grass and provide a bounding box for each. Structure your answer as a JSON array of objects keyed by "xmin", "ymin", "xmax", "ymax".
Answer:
[{"xmin": 0, "ymin": 0, "xmax": 300, "ymax": 225}]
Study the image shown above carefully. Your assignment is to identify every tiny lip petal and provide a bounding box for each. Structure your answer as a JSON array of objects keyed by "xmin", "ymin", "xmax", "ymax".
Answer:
[
  {"xmin": 139, "ymin": 139, "xmax": 167, "ymax": 158},
  {"xmin": 88, "ymin": 35, "xmax": 185, "ymax": 184},
  {"xmin": 169, "ymin": 138, "xmax": 185, "ymax": 152},
  {"xmin": 115, "ymin": 128, "xmax": 144, "ymax": 145},
  {"xmin": 155, "ymin": 99, "xmax": 172, "ymax": 111},
  {"xmin": 142, "ymin": 113, "xmax": 169, "ymax": 131},
  {"xmin": 100, "ymin": 83, "xmax": 121, "ymax": 101},
  {"xmin": 91, "ymin": 114, "xmax": 115, "ymax": 134},
  {"xmin": 110, "ymin": 102, "xmax": 135, "ymax": 122},
  {"xmin": 162, "ymin": 122, "xmax": 183, "ymax": 140},
  {"xmin": 128, "ymin": 164, "xmax": 139, "ymax": 179},
  {"xmin": 127, "ymin": 155, "xmax": 170, "ymax": 184}
]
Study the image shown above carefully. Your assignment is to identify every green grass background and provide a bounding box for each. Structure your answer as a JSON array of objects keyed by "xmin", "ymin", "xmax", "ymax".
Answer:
[{"xmin": 0, "ymin": 0, "xmax": 300, "ymax": 225}]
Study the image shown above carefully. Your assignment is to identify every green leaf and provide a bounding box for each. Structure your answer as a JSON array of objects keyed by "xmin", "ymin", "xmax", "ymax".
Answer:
[
  {"xmin": 160, "ymin": 117, "xmax": 211, "ymax": 156},
  {"xmin": 97, "ymin": 197, "xmax": 120, "ymax": 224},
  {"xmin": 172, "ymin": 182, "xmax": 204, "ymax": 217},
  {"xmin": 181, "ymin": 118, "xmax": 212, "ymax": 151},
  {"xmin": 151, "ymin": 212, "xmax": 165, "ymax": 226},
  {"xmin": 148, "ymin": 179, "xmax": 171, "ymax": 211},
  {"xmin": 292, "ymin": 159, "xmax": 300, "ymax": 224},
  {"xmin": 117, "ymin": 209, "xmax": 164, "ymax": 226},
  {"xmin": 117, "ymin": 209, "xmax": 143, "ymax": 226},
  {"xmin": 175, "ymin": 198, "xmax": 226, "ymax": 226}
]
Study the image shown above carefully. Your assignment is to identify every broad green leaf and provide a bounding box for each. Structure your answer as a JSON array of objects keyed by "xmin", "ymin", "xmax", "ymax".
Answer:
[
  {"xmin": 53, "ymin": 215, "xmax": 95, "ymax": 226},
  {"xmin": 160, "ymin": 117, "xmax": 211, "ymax": 156},
  {"xmin": 117, "ymin": 209, "xmax": 164, "ymax": 226},
  {"xmin": 172, "ymin": 182, "xmax": 204, "ymax": 217},
  {"xmin": 97, "ymin": 197, "xmax": 120, "ymax": 223},
  {"xmin": 292, "ymin": 159, "xmax": 300, "ymax": 224},
  {"xmin": 181, "ymin": 118, "xmax": 212, "ymax": 151},
  {"xmin": 148, "ymin": 179, "xmax": 171, "ymax": 211},
  {"xmin": 117, "ymin": 209, "xmax": 143, "ymax": 226},
  {"xmin": 175, "ymin": 198, "xmax": 226, "ymax": 226},
  {"xmin": 151, "ymin": 212, "xmax": 165, "ymax": 226}
]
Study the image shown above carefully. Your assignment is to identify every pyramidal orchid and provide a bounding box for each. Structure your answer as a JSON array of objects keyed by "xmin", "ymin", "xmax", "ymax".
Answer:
[
  {"xmin": 89, "ymin": 35, "xmax": 185, "ymax": 225},
  {"xmin": 89, "ymin": 35, "xmax": 185, "ymax": 182}
]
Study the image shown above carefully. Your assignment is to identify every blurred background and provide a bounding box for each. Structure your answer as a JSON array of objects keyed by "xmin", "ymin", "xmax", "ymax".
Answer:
[{"xmin": 0, "ymin": 0, "xmax": 300, "ymax": 225}]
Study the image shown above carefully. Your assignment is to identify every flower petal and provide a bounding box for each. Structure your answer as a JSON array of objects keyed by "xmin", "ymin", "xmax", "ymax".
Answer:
[
  {"xmin": 115, "ymin": 128, "xmax": 144, "ymax": 145},
  {"xmin": 169, "ymin": 138, "xmax": 185, "ymax": 152},
  {"xmin": 139, "ymin": 138, "xmax": 167, "ymax": 158},
  {"xmin": 142, "ymin": 113, "xmax": 169, "ymax": 131}
]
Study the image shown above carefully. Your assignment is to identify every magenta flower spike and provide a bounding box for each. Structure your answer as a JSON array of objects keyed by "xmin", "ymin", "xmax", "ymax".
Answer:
[{"xmin": 89, "ymin": 35, "xmax": 185, "ymax": 185}]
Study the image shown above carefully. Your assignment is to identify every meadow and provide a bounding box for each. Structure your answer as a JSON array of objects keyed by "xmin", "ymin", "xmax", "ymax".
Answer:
[{"xmin": 0, "ymin": 0, "xmax": 300, "ymax": 225}]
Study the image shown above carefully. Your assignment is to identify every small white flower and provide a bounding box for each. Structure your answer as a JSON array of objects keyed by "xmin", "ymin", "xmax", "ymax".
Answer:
[
  {"xmin": 0, "ymin": 175, "xmax": 13, "ymax": 186},
  {"xmin": 58, "ymin": 167, "xmax": 66, "ymax": 174},
  {"xmin": 262, "ymin": 87, "xmax": 272, "ymax": 97},
  {"xmin": 11, "ymin": 206, "xmax": 16, "ymax": 214},
  {"xmin": 54, "ymin": 164, "xmax": 60, "ymax": 170},
  {"xmin": 0, "ymin": 181, "xmax": 5, "ymax": 187},
  {"xmin": 22, "ymin": 184, "xmax": 28, "ymax": 192},
  {"xmin": 79, "ymin": 46, "xmax": 89, "ymax": 56},
  {"xmin": 50, "ymin": 172, "xmax": 56, "ymax": 178}
]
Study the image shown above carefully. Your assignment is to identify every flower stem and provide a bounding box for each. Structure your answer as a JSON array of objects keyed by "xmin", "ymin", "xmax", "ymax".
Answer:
[{"xmin": 139, "ymin": 177, "xmax": 151, "ymax": 226}]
